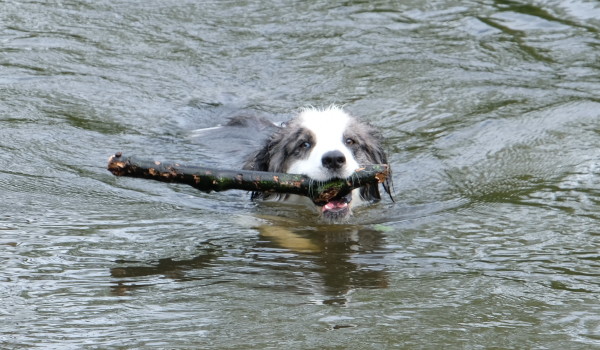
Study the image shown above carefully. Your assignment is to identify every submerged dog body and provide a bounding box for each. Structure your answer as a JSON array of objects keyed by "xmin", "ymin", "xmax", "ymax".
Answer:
[{"xmin": 243, "ymin": 106, "xmax": 391, "ymax": 222}]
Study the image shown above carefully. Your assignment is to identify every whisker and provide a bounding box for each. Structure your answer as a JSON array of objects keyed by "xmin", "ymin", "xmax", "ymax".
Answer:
[{"xmin": 307, "ymin": 178, "xmax": 316, "ymax": 199}]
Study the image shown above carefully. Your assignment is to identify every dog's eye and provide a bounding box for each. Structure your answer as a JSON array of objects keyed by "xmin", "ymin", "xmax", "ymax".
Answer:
[
  {"xmin": 345, "ymin": 138, "xmax": 356, "ymax": 146},
  {"xmin": 299, "ymin": 141, "xmax": 311, "ymax": 149}
]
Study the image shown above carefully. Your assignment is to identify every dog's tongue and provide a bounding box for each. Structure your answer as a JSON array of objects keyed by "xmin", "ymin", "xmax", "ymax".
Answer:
[{"xmin": 322, "ymin": 199, "xmax": 349, "ymax": 212}]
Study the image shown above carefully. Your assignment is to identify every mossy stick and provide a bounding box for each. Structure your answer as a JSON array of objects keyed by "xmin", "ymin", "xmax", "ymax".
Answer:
[{"xmin": 107, "ymin": 152, "xmax": 390, "ymax": 205}]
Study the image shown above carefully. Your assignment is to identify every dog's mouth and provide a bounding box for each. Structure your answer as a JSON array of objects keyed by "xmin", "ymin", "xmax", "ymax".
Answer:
[{"xmin": 320, "ymin": 192, "xmax": 352, "ymax": 222}]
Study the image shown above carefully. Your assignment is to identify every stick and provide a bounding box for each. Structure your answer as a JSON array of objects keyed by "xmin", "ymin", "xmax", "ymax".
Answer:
[{"xmin": 107, "ymin": 153, "xmax": 390, "ymax": 205}]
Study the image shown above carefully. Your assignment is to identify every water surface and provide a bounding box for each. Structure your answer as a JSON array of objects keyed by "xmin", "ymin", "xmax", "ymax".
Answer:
[{"xmin": 1, "ymin": 0, "xmax": 599, "ymax": 348}]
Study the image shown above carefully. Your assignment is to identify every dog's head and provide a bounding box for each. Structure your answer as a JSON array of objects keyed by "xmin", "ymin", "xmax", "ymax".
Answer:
[{"xmin": 244, "ymin": 106, "xmax": 391, "ymax": 222}]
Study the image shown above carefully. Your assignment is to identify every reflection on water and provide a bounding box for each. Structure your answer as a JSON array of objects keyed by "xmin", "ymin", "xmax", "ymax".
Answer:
[
  {"xmin": 2, "ymin": 0, "xmax": 600, "ymax": 347},
  {"xmin": 110, "ymin": 221, "xmax": 389, "ymax": 305},
  {"xmin": 110, "ymin": 243, "xmax": 220, "ymax": 296},
  {"xmin": 255, "ymin": 223, "xmax": 389, "ymax": 304}
]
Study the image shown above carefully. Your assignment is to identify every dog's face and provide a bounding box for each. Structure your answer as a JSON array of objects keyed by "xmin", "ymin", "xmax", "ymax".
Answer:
[
  {"xmin": 283, "ymin": 108, "xmax": 363, "ymax": 180},
  {"xmin": 244, "ymin": 106, "xmax": 390, "ymax": 222}
]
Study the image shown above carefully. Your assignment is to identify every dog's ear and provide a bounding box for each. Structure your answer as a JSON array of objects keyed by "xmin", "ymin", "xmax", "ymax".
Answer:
[
  {"xmin": 359, "ymin": 137, "xmax": 394, "ymax": 203},
  {"xmin": 244, "ymin": 134, "xmax": 287, "ymax": 200},
  {"xmin": 243, "ymin": 122, "xmax": 287, "ymax": 172},
  {"xmin": 243, "ymin": 143, "xmax": 271, "ymax": 172},
  {"xmin": 243, "ymin": 142, "xmax": 272, "ymax": 201}
]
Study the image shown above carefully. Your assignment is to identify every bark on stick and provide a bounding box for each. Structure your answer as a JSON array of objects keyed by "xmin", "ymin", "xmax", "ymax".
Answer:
[{"xmin": 107, "ymin": 152, "xmax": 390, "ymax": 205}]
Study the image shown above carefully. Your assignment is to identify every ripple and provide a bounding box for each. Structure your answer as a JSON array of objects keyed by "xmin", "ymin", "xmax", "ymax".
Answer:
[{"xmin": 1, "ymin": 0, "xmax": 600, "ymax": 348}]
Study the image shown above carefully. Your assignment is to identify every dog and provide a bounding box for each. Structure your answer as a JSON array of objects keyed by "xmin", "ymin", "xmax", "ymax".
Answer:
[{"xmin": 243, "ymin": 106, "xmax": 392, "ymax": 223}]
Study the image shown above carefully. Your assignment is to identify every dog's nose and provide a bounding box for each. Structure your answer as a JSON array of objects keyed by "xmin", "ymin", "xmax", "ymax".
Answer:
[{"xmin": 321, "ymin": 150, "xmax": 346, "ymax": 170}]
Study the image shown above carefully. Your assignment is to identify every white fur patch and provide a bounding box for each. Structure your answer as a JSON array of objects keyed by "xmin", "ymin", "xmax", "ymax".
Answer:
[{"xmin": 286, "ymin": 106, "xmax": 360, "ymax": 181}]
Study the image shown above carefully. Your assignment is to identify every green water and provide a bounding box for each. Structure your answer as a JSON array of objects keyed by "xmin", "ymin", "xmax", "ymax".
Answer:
[{"xmin": 1, "ymin": 0, "xmax": 599, "ymax": 348}]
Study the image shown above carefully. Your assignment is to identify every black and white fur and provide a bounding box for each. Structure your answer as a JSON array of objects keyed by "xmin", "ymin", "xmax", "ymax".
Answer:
[{"xmin": 244, "ymin": 106, "xmax": 391, "ymax": 222}]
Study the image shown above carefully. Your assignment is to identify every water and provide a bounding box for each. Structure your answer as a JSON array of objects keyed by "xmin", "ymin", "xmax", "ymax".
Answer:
[{"xmin": 1, "ymin": 0, "xmax": 599, "ymax": 348}]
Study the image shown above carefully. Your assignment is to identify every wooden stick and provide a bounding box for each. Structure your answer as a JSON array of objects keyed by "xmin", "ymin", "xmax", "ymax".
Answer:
[{"xmin": 107, "ymin": 152, "xmax": 390, "ymax": 205}]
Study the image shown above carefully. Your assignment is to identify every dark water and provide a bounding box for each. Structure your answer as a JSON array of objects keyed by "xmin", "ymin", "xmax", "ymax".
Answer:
[{"xmin": 1, "ymin": 0, "xmax": 599, "ymax": 348}]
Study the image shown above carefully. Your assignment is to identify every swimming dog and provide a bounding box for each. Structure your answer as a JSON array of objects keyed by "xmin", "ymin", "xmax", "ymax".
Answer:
[{"xmin": 243, "ymin": 106, "xmax": 391, "ymax": 222}]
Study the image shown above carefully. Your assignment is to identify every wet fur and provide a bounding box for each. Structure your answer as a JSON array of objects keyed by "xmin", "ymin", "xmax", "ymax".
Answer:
[{"xmin": 243, "ymin": 107, "xmax": 392, "ymax": 204}]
